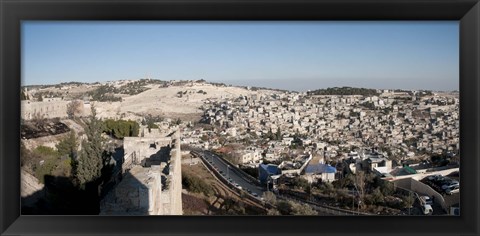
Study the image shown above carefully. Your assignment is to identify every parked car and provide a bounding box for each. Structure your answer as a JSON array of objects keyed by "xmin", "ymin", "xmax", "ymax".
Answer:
[
  {"xmin": 419, "ymin": 196, "xmax": 433, "ymax": 205},
  {"xmin": 252, "ymin": 192, "xmax": 259, "ymax": 197},
  {"xmin": 427, "ymin": 174, "xmax": 442, "ymax": 181},
  {"xmin": 445, "ymin": 186, "xmax": 460, "ymax": 195},
  {"xmin": 421, "ymin": 204, "xmax": 433, "ymax": 215},
  {"xmin": 442, "ymin": 181, "xmax": 459, "ymax": 190}
]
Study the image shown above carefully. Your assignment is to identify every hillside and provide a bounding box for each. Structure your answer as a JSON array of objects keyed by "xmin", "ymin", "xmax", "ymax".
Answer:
[{"xmin": 23, "ymin": 79, "xmax": 280, "ymax": 122}]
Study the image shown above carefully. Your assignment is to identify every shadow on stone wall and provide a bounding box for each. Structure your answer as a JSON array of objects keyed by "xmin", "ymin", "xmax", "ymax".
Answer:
[
  {"xmin": 99, "ymin": 169, "xmax": 152, "ymax": 215},
  {"xmin": 21, "ymin": 149, "xmax": 126, "ymax": 215},
  {"xmin": 21, "ymin": 175, "xmax": 101, "ymax": 215},
  {"xmin": 143, "ymin": 145, "xmax": 172, "ymax": 167},
  {"xmin": 22, "ymin": 170, "xmax": 151, "ymax": 215}
]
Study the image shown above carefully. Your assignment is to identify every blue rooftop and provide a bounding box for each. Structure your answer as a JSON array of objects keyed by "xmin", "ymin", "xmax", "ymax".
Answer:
[
  {"xmin": 259, "ymin": 164, "xmax": 280, "ymax": 175},
  {"xmin": 305, "ymin": 163, "xmax": 337, "ymax": 174}
]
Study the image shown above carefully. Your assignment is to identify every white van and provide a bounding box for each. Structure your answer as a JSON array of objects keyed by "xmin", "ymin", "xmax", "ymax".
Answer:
[{"xmin": 421, "ymin": 204, "xmax": 433, "ymax": 215}]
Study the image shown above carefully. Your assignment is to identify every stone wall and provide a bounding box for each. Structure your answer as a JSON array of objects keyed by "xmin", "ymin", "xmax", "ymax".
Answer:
[
  {"xmin": 100, "ymin": 165, "xmax": 162, "ymax": 215},
  {"xmin": 101, "ymin": 130, "xmax": 182, "ymax": 215},
  {"xmin": 167, "ymin": 130, "xmax": 183, "ymax": 215},
  {"xmin": 21, "ymin": 170, "xmax": 45, "ymax": 207},
  {"xmin": 388, "ymin": 167, "xmax": 459, "ymax": 181},
  {"xmin": 21, "ymin": 100, "xmax": 92, "ymax": 120},
  {"xmin": 21, "ymin": 100, "xmax": 70, "ymax": 120},
  {"xmin": 393, "ymin": 178, "xmax": 448, "ymax": 211},
  {"xmin": 122, "ymin": 137, "xmax": 172, "ymax": 172}
]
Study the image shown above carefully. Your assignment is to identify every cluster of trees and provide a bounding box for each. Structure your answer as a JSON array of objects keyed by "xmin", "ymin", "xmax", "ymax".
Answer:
[
  {"xmin": 263, "ymin": 128, "xmax": 282, "ymax": 141},
  {"xmin": 102, "ymin": 119, "xmax": 140, "ymax": 139},
  {"xmin": 239, "ymin": 166, "xmax": 259, "ymax": 179},
  {"xmin": 177, "ymin": 89, "xmax": 207, "ymax": 97},
  {"xmin": 24, "ymin": 106, "xmax": 116, "ymax": 189},
  {"xmin": 141, "ymin": 114, "xmax": 163, "ymax": 132},
  {"xmin": 67, "ymin": 100, "xmax": 84, "ymax": 119},
  {"xmin": 182, "ymin": 171, "xmax": 213, "ymax": 196},
  {"xmin": 291, "ymin": 176, "xmax": 310, "ymax": 190},
  {"xmin": 360, "ymin": 101, "xmax": 376, "ymax": 110},
  {"xmin": 308, "ymin": 87, "xmax": 380, "ymax": 96},
  {"xmin": 116, "ymin": 80, "xmax": 152, "ymax": 95},
  {"xmin": 261, "ymin": 191, "xmax": 316, "ymax": 215},
  {"xmin": 75, "ymin": 107, "xmax": 113, "ymax": 188},
  {"xmin": 57, "ymin": 81, "xmax": 86, "ymax": 86},
  {"xmin": 21, "ymin": 108, "xmax": 120, "ymax": 215},
  {"xmin": 87, "ymin": 85, "xmax": 122, "ymax": 102},
  {"xmin": 88, "ymin": 80, "xmax": 162, "ymax": 101},
  {"xmin": 327, "ymin": 171, "xmax": 412, "ymax": 211},
  {"xmin": 20, "ymin": 130, "xmax": 79, "ymax": 184}
]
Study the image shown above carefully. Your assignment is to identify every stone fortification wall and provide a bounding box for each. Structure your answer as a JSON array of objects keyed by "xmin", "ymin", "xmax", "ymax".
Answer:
[
  {"xmin": 100, "ymin": 165, "xmax": 162, "ymax": 215},
  {"xmin": 166, "ymin": 130, "xmax": 183, "ymax": 215},
  {"xmin": 21, "ymin": 100, "xmax": 70, "ymax": 120},
  {"xmin": 21, "ymin": 169, "xmax": 45, "ymax": 207},
  {"xmin": 122, "ymin": 137, "xmax": 172, "ymax": 172},
  {"xmin": 101, "ymin": 130, "xmax": 182, "ymax": 215},
  {"xmin": 21, "ymin": 100, "xmax": 91, "ymax": 120}
]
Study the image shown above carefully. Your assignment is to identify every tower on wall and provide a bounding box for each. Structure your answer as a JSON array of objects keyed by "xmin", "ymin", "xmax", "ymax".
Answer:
[{"xmin": 100, "ymin": 129, "xmax": 182, "ymax": 215}]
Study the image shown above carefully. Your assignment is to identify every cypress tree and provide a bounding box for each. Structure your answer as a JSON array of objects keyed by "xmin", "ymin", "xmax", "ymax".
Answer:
[
  {"xmin": 75, "ymin": 106, "xmax": 104, "ymax": 188},
  {"xmin": 56, "ymin": 131, "xmax": 78, "ymax": 159}
]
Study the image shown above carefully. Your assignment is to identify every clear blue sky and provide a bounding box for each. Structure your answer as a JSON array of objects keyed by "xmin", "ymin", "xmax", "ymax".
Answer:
[{"xmin": 22, "ymin": 21, "xmax": 458, "ymax": 91}]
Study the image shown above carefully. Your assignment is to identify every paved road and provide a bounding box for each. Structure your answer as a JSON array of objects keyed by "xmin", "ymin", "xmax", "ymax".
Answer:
[
  {"xmin": 193, "ymin": 150, "xmax": 266, "ymax": 198},
  {"xmin": 190, "ymin": 149, "xmax": 380, "ymax": 215}
]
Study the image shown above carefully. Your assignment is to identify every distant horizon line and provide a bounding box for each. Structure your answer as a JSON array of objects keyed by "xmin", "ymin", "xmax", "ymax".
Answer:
[{"xmin": 21, "ymin": 78, "xmax": 459, "ymax": 93}]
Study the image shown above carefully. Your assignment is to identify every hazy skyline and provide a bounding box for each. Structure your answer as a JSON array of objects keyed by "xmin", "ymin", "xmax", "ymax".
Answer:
[{"xmin": 22, "ymin": 21, "xmax": 459, "ymax": 91}]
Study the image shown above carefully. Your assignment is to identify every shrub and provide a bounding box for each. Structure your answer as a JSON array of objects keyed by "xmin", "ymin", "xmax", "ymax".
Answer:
[
  {"xmin": 56, "ymin": 131, "xmax": 78, "ymax": 159},
  {"xmin": 290, "ymin": 201, "xmax": 317, "ymax": 215},
  {"xmin": 32, "ymin": 146, "xmax": 61, "ymax": 183},
  {"xmin": 276, "ymin": 200, "xmax": 293, "ymax": 215},
  {"xmin": 102, "ymin": 119, "xmax": 140, "ymax": 139},
  {"xmin": 182, "ymin": 172, "xmax": 213, "ymax": 196},
  {"xmin": 292, "ymin": 176, "xmax": 309, "ymax": 190}
]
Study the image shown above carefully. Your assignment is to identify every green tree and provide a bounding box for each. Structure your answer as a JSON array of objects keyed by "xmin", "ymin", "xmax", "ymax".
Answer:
[
  {"xmin": 75, "ymin": 106, "xmax": 104, "ymax": 188},
  {"xmin": 31, "ymin": 146, "xmax": 61, "ymax": 183},
  {"xmin": 290, "ymin": 201, "xmax": 317, "ymax": 215},
  {"xmin": 103, "ymin": 119, "xmax": 139, "ymax": 139},
  {"xmin": 267, "ymin": 208, "xmax": 281, "ymax": 215},
  {"xmin": 181, "ymin": 171, "xmax": 213, "ymax": 196},
  {"xmin": 36, "ymin": 93, "xmax": 43, "ymax": 101},
  {"xmin": 56, "ymin": 131, "xmax": 78, "ymax": 159},
  {"xmin": 174, "ymin": 118, "xmax": 182, "ymax": 125},
  {"xmin": 20, "ymin": 90, "xmax": 29, "ymax": 100},
  {"xmin": 67, "ymin": 100, "xmax": 84, "ymax": 119},
  {"xmin": 369, "ymin": 187, "xmax": 385, "ymax": 205},
  {"xmin": 402, "ymin": 193, "xmax": 415, "ymax": 209},
  {"xmin": 276, "ymin": 200, "xmax": 293, "ymax": 215},
  {"xmin": 275, "ymin": 128, "xmax": 282, "ymax": 140},
  {"xmin": 292, "ymin": 176, "xmax": 309, "ymax": 190},
  {"xmin": 262, "ymin": 191, "xmax": 277, "ymax": 206}
]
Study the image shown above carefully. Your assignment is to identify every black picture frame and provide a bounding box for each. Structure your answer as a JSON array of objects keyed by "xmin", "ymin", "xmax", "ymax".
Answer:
[{"xmin": 1, "ymin": 0, "xmax": 479, "ymax": 235}]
